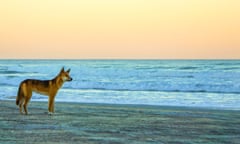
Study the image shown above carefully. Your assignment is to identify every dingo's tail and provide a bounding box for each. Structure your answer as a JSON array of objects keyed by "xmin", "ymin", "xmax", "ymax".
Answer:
[{"xmin": 16, "ymin": 86, "xmax": 22, "ymax": 105}]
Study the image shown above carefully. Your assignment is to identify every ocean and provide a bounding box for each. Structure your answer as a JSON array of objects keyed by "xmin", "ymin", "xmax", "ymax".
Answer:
[{"xmin": 0, "ymin": 60, "xmax": 240, "ymax": 110}]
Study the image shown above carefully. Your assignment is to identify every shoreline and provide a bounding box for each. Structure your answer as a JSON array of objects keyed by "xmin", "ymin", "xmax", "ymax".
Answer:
[
  {"xmin": 3, "ymin": 98, "xmax": 240, "ymax": 111},
  {"xmin": 1, "ymin": 100, "xmax": 240, "ymax": 143}
]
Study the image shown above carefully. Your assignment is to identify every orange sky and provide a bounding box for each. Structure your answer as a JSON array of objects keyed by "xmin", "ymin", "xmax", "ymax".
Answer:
[{"xmin": 0, "ymin": 0, "xmax": 239, "ymax": 59}]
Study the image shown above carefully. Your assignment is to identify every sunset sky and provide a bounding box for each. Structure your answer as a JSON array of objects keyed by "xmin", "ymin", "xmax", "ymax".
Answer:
[{"xmin": 0, "ymin": 0, "xmax": 239, "ymax": 59}]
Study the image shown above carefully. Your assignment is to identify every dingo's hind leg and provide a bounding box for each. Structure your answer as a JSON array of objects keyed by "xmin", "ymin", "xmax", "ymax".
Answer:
[
  {"xmin": 23, "ymin": 95, "xmax": 31, "ymax": 115},
  {"xmin": 19, "ymin": 98, "xmax": 24, "ymax": 114},
  {"xmin": 23, "ymin": 89, "xmax": 32, "ymax": 115}
]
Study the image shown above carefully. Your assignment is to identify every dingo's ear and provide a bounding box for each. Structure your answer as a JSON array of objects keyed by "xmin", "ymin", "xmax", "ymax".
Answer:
[
  {"xmin": 60, "ymin": 67, "xmax": 65, "ymax": 73},
  {"xmin": 66, "ymin": 68, "xmax": 71, "ymax": 73}
]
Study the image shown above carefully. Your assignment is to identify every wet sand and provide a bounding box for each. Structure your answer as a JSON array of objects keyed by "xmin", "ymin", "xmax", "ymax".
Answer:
[{"xmin": 0, "ymin": 100, "xmax": 240, "ymax": 144}]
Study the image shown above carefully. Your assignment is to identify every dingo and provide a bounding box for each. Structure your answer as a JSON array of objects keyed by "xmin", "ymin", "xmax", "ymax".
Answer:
[{"xmin": 16, "ymin": 67, "xmax": 72, "ymax": 115}]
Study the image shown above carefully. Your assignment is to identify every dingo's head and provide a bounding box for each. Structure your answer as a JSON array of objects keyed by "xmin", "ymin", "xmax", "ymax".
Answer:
[{"xmin": 59, "ymin": 67, "xmax": 73, "ymax": 82}]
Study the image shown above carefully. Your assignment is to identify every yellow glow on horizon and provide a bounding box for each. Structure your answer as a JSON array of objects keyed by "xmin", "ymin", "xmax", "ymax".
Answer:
[{"xmin": 0, "ymin": 0, "xmax": 239, "ymax": 59}]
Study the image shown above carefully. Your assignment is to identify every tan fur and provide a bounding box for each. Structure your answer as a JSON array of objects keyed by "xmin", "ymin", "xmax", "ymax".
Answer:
[{"xmin": 16, "ymin": 67, "xmax": 72, "ymax": 115}]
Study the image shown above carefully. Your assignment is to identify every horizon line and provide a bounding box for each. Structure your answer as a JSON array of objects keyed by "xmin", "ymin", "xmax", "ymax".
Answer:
[{"xmin": 0, "ymin": 58, "xmax": 239, "ymax": 61}]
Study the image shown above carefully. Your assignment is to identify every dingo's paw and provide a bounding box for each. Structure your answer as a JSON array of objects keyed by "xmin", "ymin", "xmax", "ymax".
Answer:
[{"xmin": 48, "ymin": 112, "xmax": 54, "ymax": 115}]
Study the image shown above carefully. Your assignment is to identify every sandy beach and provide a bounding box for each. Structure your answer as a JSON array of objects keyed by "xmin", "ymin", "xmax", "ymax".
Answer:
[{"xmin": 0, "ymin": 100, "xmax": 240, "ymax": 144}]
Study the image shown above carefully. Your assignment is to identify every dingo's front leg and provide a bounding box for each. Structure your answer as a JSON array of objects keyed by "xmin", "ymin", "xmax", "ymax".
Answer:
[{"xmin": 48, "ymin": 95, "xmax": 56, "ymax": 114}]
